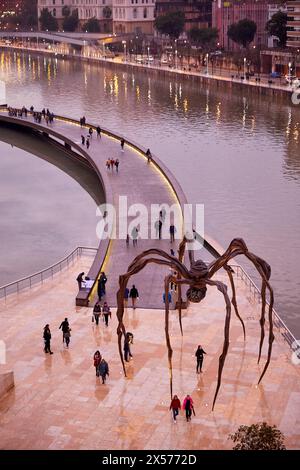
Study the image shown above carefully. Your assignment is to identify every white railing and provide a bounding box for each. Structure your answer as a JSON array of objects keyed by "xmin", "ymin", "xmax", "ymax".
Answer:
[{"xmin": 0, "ymin": 246, "xmax": 97, "ymax": 300}]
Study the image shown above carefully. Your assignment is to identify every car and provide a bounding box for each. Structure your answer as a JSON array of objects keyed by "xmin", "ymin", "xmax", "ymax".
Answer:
[
  {"xmin": 270, "ymin": 72, "xmax": 281, "ymax": 78},
  {"xmin": 211, "ymin": 50, "xmax": 222, "ymax": 56},
  {"xmin": 161, "ymin": 57, "xmax": 168, "ymax": 64},
  {"xmin": 285, "ymin": 75, "xmax": 298, "ymax": 85}
]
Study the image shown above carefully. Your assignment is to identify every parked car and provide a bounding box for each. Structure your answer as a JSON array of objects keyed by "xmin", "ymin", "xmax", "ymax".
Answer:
[
  {"xmin": 270, "ymin": 71, "xmax": 281, "ymax": 78},
  {"xmin": 285, "ymin": 75, "xmax": 300, "ymax": 86}
]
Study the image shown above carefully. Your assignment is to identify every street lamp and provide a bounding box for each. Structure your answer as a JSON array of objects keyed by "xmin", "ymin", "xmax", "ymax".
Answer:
[
  {"xmin": 147, "ymin": 46, "xmax": 150, "ymax": 63},
  {"xmin": 175, "ymin": 49, "xmax": 178, "ymax": 68},
  {"xmin": 243, "ymin": 57, "xmax": 246, "ymax": 77},
  {"xmin": 206, "ymin": 53, "xmax": 209, "ymax": 74}
]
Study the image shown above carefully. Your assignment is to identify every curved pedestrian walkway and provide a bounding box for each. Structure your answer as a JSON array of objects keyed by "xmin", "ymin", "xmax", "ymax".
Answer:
[{"xmin": 0, "ymin": 109, "xmax": 189, "ymax": 309}]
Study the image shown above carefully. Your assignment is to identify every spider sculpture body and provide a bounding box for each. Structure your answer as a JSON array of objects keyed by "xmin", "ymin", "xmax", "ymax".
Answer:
[{"xmin": 116, "ymin": 237, "xmax": 274, "ymax": 409}]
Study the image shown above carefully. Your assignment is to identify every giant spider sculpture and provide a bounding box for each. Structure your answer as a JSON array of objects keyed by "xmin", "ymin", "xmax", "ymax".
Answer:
[{"xmin": 116, "ymin": 237, "xmax": 274, "ymax": 409}]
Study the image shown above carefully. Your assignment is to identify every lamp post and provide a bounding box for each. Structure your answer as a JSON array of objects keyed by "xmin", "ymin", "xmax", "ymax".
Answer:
[
  {"xmin": 243, "ymin": 57, "xmax": 246, "ymax": 77},
  {"xmin": 175, "ymin": 49, "xmax": 178, "ymax": 68},
  {"xmin": 206, "ymin": 53, "xmax": 209, "ymax": 74},
  {"xmin": 288, "ymin": 61, "xmax": 292, "ymax": 81},
  {"xmin": 147, "ymin": 45, "xmax": 150, "ymax": 64}
]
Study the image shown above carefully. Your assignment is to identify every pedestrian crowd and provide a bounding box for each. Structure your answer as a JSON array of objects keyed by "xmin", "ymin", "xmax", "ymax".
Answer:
[{"xmin": 106, "ymin": 158, "xmax": 120, "ymax": 172}]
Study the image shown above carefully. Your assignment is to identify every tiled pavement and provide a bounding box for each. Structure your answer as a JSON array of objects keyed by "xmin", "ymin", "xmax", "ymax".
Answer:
[{"xmin": 0, "ymin": 256, "xmax": 299, "ymax": 449}]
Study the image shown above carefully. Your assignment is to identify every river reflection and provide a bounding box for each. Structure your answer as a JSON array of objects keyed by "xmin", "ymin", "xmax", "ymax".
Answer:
[{"xmin": 0, "ymin": 50, "xmax": 299, "ymax": 335}]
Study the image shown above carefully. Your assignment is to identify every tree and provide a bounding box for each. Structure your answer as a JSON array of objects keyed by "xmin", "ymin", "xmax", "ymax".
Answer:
[
  {"xmin": 228, "ymin": 18, "xmax": 257, "ymax": 48},
  {"xmin": 230, "ymin": 423, "xmax": 286, "ymax": 450},
  {"xmin": 188, "ymin": 27, "xmax": 219, "ymax": 50},
  {"xmin": 62, "ymin": 5, "xmax": 71, "ymax": 18},
  {"xmin": 266, "ymin": 11, "xmax": 288, "ymax": 48},
  {"xmin": 39, "ymin": 8, "xmax": 58, "ymax": 32},
  {"xmin": 13, "ymin": 0, "xmax": 38, "ymax": 29},
  {"xmin": 103, "ymin": 6, "xmax": 112, "ymax": 19},
  {"xmin": 154, "ymin": 11, "xmax": 185, "ymax": 40},
  {"xmin": 63, "ymin": 10, "xmax": 79, "ymax": 32},
  {"xmin": 83, "ymin": 17, "xmax": 100, "ymax": 33}
]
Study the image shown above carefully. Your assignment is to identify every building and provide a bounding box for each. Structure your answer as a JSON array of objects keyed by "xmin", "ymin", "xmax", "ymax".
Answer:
[
  {"xmin": 212, "ymin": 0, "xmax": 269, "ymax": 50},
  {"xmin": 112, "ymin": 0, "xmax": 156, "ymax": 34},
  {"xmin": 37, "ymin": 0, "xmax": 112, "ymax": 32},
  {"xmin": 287, "ymin": 1, "xmax": 300, "ymax": 48},
  {"xmin": 267, "ymin": 3, "xmax": 287, "ymax": 48},
  {"xmin": 154, "ymin": 0, "xmax": 212, "ymax": 33}
]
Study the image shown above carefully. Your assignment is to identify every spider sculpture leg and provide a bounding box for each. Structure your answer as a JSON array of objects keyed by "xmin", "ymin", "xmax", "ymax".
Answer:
[
  {"xmin": 116, "ymin": 255, "xmax": 191, "ymax": 378},
  {"xmin": 208, "ymin": 238, "xmax": 274, "ymax": 384},
  {"xmin": 164, "ymin": 274, "xmax": 174, "ymax": 398},
  {"xmin": 127, "ymin": 247, "xmax": 191, "ymax": 336},
  {"xmin": 224, "ymin": 265, "xmax": 246, "ymax": 340},
  {"xmin": 206, "ymin": 279, "xmax": 232, "ymax": 410}
]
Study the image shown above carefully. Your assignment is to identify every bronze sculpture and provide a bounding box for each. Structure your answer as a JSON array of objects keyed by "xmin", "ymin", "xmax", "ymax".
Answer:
[{"xmin": 116, "ymin": 237, "xmax": 274, "ymax": 409}]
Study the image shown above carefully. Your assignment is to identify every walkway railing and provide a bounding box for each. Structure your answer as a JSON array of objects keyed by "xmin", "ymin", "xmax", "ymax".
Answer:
[
  {"xmin": 230, "ymin": 263, "xmax": 298, "ymax": 355},
  {"xmin": 0, "ymin": 246, "xmax": 97, "ymax": 300}
]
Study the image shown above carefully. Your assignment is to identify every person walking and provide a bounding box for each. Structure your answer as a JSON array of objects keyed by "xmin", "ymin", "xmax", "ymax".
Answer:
[
  {"xmin": 169, "ymin": 395, "xmax": 181, "ymax": 423},
  {"xmin": 93, "ymin": 350, "xmax": 102, "ymax": 376},
  {"xmin": 43, "ymin": 324, "xmax": 53, "ymax": 354},
  {"xmin": 115, "ymin": 159, "xmax": 119, "ymax": 172},
  {"xmin": 124, "ymin": 332, "xmax": 133, "ymax": 362},
  {"xmin": 163, "ymin": 291, "xmax": 172, "ymax": 304},
  {"xmin": 195, "ymin": 345, "xmax": 207, "ymax": 373},
  {"xmin": 132, "ymin": 226, "xmax": 138, "ymax": 246},
  {"xmin": 183, "ymin": 395, "xmax": 194, "ymax": 422},
  {"xmin": 76, "ymin": 272, "xmax": 85, "ymax": 290},
  {"xmin": 81, "ymin": 135, "xmax": 85, "ymax": 145},
  {"xmin": 158, "ymin": 219, "xmax": 162, "ymax": 240},
  {"xmin": 59, "ymin": 318, "xmax": 69, "ymax": 344},
  {"xmin": 126, "ymin": 234, "xmax": 130, "ymax": 247},
  {"xmin": 169, "ymin": 224, "xmax": 176, "ymax": 243},
  {"xmin": 120, "ymin": 138, "xmax": 125, "ymax": 151},
  {"xmin": 124, "ymin": 287, "xmax": 129, "ymax": 307},
  {"xmin": 110, "ymin": 158, "xmax": 115, "ymax": 171},
  {"xmin": 96, "ymin": 125, "xmax": 101, "ymax": 138},
  {"xmin": 86, "ymin": 137, "xmax": 90, "ymax": 149},
  {"xmin": 146, "ymin": 148, "xmax": 152, "ymax": 163},
  {"xmin": 102, "ymin": 302, "xmax": 111, "ymax": 327},
  {"xmin": 106, "ymin": 159, "xmax": 111, "ymax": 170},
  {"xmin": 93, "ymin": 301, "xmax": 101, "ymax": 325},
  {"xmin": 99, "ymin": 358, "xmax": 109, "ymax": 384},
  {"xmin": 99, "ymin": 272, "xmax": 107, "ymax": 297},
  {"xmin": 64, "ymin": 327, "xmax": 71, "ymax": 348},
  {"xmin": 88, "ymin": 127, "xmax": 93, "ymax": 139},
  {"xmin": 129, "ymin": 285, "xmax": 139, "ymax": 309}
]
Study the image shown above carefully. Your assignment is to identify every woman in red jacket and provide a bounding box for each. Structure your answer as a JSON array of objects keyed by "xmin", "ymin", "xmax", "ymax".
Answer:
[
  {"xmin": 93, "ymin": 350, "xmax": 102, "ymax": 377},
  {"xmin": 169, "ymin": 395, "xmax": 181, "ymax": 423}
]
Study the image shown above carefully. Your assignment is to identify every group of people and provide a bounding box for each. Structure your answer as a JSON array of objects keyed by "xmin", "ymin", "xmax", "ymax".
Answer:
[
  {"xmin": 93, "ymin": 301, "xmax": 111, "ymax": 326},
  {"xmin": 43, "ymin": 317, "xmax": 72, "ymax": 354},
  {"xmin": 93, "ymin": 351, "xmax": 109, "ymax": 384},
  {"xmin": 169, "ymin": 394, "xmax": 195, "ymax": 423},
  {"xmin": 8, "ymin": 106, "xmax": 27, "ymax": 117},
  {"xmin": 106, "ymin": 158, "xmax": 120, "ymax": 172}
]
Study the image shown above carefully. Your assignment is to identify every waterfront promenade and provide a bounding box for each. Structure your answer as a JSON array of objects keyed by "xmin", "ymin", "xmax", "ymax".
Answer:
[
  {"xmin": 0, "ymin": 109, "xmax": 300, "ymax": 449},
  {"xmin": 0, "ymin": 254, "xmax": 300, "ymax": 449},
  {"xmin": 0, "ymin": 109, "xmax": 185, "ymax": 308}
]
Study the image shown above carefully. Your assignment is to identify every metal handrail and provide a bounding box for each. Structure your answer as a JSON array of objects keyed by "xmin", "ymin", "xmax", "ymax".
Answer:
[
  {"xmin": 229, "ymin": 263, "xmax": 298, "ymax": 352},
  {"xmin": 0, "ymin": 246, "xmax": 97, "ymax": 300}
]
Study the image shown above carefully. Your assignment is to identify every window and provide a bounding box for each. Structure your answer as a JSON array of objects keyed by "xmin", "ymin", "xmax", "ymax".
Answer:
[
  {"xmin": 133, "ymin": 7, "xmax": 137, "ymax": 18},
  {"xmin": 143, "ymin": 7, "xmax": 147, "ymax": 18},
  {"xmin": 53, "ymin": 8, "xmax": 56, "ymax": 16}
]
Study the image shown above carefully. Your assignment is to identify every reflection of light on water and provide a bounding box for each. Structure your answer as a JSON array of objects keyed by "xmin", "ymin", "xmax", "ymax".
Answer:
[
  {"xmin": 136, "ymin": 85, "xmax": 140, "ymax": 101},
  {"xmin": 47, "ymin": 63, "xmax": 51, "ymax": 84},
  {"xmin": 84, "ymin": 72, "xmax": 88, "ymax": 88},
  {"xmin": 114, "ymin": 74, "xmax": 119, "ymax": 98},
  {"xmin": 32, "ymin": 60, "xmax": 36, "ymax": 80},
  {"xmin": 174, "ymin": 93, "xmax": 178, "ymax": 110},
  {"xmin": 179, "ymin": 84, "xmax": 182, "ymax": 99},
  {"xmin": 169, "ymin": 82, "xmax": 172, "ymax": 97},
  {"xmin": 206, "ymin": 89, "xmax": 209, "ymax": 116},
  {"xmin": 293, "ymin": 127, "xmax": 299, "ymax": 143},
  {"xmin": 286, "ymin": 109, "xmax": 292, "ymax": 137},
  {"xmin": 242, "ymin": 97, "xmax": 247, "ymax": 128},
  {"xmin": 251, "ymin": 116, "xmax": 255, "ymax": 133},
  {"xmin": 148, "ymin": 88, "xmax": 151, "ymax": 105},
  {"xmin": 216, "ymin": 102, "xmax": 221, "ymax": 123},
  {"xmin": 183, "ymin": 98, "xmax": 188, "ymax": 114}
]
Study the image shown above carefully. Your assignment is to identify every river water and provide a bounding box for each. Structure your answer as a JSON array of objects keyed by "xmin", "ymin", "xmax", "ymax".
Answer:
[{"xmin": 0, "ymin": 50, "xmax": 299, "ymax": 335}]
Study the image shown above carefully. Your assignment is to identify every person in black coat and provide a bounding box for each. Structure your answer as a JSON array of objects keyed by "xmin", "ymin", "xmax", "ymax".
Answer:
[
  {"xmin": 97, "ymin": 272, "xmax": 107, "ymax": 301},
  {"xmin": 195, "ymin": 345, "xmax": 206, "ymax": 373},
  {"xmin": 43, "ymin": 324, "xmax": 53, "ymax": 354}
]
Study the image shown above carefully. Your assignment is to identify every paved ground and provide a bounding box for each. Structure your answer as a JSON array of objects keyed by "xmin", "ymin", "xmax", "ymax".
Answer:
[{"xmin": 0, "ymin": 256, "xmax": 299, "ymax": 450}]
